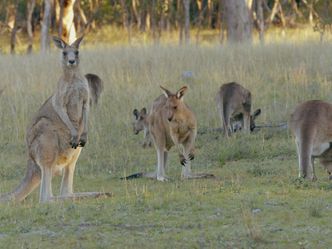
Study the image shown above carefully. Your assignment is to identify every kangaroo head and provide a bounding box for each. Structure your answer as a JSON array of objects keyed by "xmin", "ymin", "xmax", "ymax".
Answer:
[
  {"xmin": 250, "ymin": 108, "xmax": 261, "ymax": 131},
  {"xmin": 232, "ymin": 108, "xmax": 262, "ymax": 132},
  {"xmin": 53, "ymin": 36, "xmax": 84, "ymax": 68},
  {"xmin": 132, "ymin": 108, "xmax": 148, "ymax": 135},
  {"xmin": 160, "ymin": 85, "xmax": 188, "ymax": 122}
]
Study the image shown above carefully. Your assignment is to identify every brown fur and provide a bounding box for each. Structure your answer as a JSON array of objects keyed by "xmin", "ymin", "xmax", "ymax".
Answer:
[
  {"xmin": 317, "ymin": 148, "xmax": 332, "ymax": 180},
  {"xmin": 216, "ymin": 82, "xmax": 261, "ymax": 137},
  {"xmin": 132, "ymin": 107, "xmax": 152, "ymax": 148},
  {"xmin": 124, "ymin": 86, "xmax": 214, "ymax": 181},
  {"xmin": 289, "ymin": 100, "xmax": 332, "ymax": 180},
  {"xmin": 0, "ymin": 37, "xmax": 110, "ymax": 203}
]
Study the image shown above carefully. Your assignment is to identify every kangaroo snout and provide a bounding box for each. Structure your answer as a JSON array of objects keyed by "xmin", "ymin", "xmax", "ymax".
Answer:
[{"xmin": 68, "ymin": 60, "xmax": 76, "ymax": 65}]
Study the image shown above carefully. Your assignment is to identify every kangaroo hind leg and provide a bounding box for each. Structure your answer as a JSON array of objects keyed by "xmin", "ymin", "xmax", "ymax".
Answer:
[
  {"xmin": 181, "ymin": 135, "xmax": 214, "ymax": 179},
  {"xmin": 58, "ymin": 148, "xmax": 112, "ymax": 200}
]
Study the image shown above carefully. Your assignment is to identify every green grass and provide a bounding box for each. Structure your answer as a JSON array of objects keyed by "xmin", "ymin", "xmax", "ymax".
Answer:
[{"xmin": 1, "ymin": 41, "xmax": 332, "ymax": 248}]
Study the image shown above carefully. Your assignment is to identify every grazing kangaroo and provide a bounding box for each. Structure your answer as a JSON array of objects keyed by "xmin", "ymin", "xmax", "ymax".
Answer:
[
  {"xmin": 124, "ymin": 86, "xmax": 214, "ymax": 181},
  {"xmin": 0, "ymin": 37, "xmax": 111, "ymax": 203},
  {"xmin": 216, "ymin": 82, "xmax": 261, "ymax": 137},
  {"xmin": 289, "ymin": 100, "xmax": 332, "ymax": 181},
  {"xmin": 132, "ymin": 107, "xmax": 152, "ymax": 148}
]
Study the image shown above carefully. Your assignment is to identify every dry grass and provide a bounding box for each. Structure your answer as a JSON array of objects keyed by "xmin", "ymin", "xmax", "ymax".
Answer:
[{"xmin": 1, "ymin": 36, "xmax": 332, "ymax": 248}]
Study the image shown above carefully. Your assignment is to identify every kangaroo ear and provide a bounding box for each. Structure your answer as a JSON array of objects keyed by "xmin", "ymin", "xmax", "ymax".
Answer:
[
  {"xmin": 53, "ymin": 36, "xmax": 67, "ymax": 49},
  {"xmin": 71, "ymin": 36, "xmax": 84, "ymax": 48},
  {"xmin": 141, "ymin": 107, "xmax": 147, "ymax": 115},
  {"xmin": 176, "ymin": 86, "xmax": 188, "ymax": 99},
  {"xmin": 160, "ymin": 86, "xmax": 172, "ymax": 98},
  {"xmin": 133, "ymin": 109, "xmax": 139, "ymax": 119},
  {"xmin": 253, "ymin": 109, "xmax": 261, "ymax": 119},
  {"xmin": 85, "ymin": 74, "xmax": 103, "ymax": 106}
]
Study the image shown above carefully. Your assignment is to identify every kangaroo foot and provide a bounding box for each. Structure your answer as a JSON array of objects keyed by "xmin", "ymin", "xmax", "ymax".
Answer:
[{"xmin": 157, "ymin": 175, "xmax": 170, "ymax": 182}]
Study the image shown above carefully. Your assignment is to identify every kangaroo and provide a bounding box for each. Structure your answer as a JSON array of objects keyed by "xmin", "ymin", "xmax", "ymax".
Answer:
[
  {"xmin": 0, "ymin": 37, "xmax": 111, "ymax": 203},
  {"xmin": 289, "ymin": 100, "xmax": 332, "ymax": 181},
  {"xmin": 216, "ymin": 82, "xmax": 261, "ymax": 137},
  {"xmin": 132, "ymin": 107, "xmax": 152, "ymax": 148},
  {"xmin": 123, "ymin": 86, "xmax": 214, "ymax": 181}
]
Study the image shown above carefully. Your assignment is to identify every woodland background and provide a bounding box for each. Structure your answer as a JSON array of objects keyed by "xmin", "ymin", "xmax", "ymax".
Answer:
[{"xmin": 1, "ymin": 0, "xmax": 332, "ymax": 53}]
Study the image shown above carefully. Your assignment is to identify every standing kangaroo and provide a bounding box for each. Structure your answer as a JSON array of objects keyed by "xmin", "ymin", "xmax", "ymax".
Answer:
[
  {"xmin": 0, "ymin": 37, "xmax": 111, "ymax": 203},
  {"xmin": 124, "ymin": 86, "xmax": 214, "ymax": 181},
  {"xmin": 289, "ymin": 100, "xmax": 332, "ymax": 181},
  {"xmin": 216, "ymin": 82, "xmax": 261, "ymax": 137}
]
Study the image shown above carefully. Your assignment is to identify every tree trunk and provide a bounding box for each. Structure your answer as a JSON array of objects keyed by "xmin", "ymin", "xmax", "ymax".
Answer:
[
  {"xmin": 27, "ymin": 0, "xmax": 36, "ymax": 54},
  {"xmin": 183, "ymin": 0, "xmax": 190, "ymax": 45},
  {"xmin": 150, "ymin": 0, "xmax": 158, "ymax": 44},
  {"xmin": 74, "ymin": 0, "xmax": 87, "ymax": 36},
  {"xmin": 177, "ymin": 0, "xmax": 184, "ymax": 45},
  {"xmin": 256, "ymin": 0, "xmax": 264, "ymax": 44},
  {"xmin": 41, "ymin": 0, "xmax": 52, "ymax": 53},
  {"xmin": 196, "ymin": 0, "xmax": 203, "ymax": 45},
  {"xmin": 223, "ymin": 0, "xmax": 252, "ymax": 43},
  {"xmin": 58, "ymin": 0, "xmax": 64, "ymax": 37},
  {"xmin": 10, "ymin": 1, "xmax": 19, "ymax": 55},
  {"xmin": 88, "ymin": 0, "xmax": 96, "ymax": 29},
  {"xmin": 207, "ymin": 0, "xmax": 212, "ymax": 27},
  {"xmin": 132, "ymin": 0, "xmax": 141, "ymax": 29},
  {"xmin": 219, "ymin": 0, "xmax": 226, "ymax": 44},
  {"xmin": 119, "ymin": 0, "xmax": 131, "ymax": 44},
  {"xmin": 63, "ymin": 0, "xmax": 76, "ymax": 43},
  {"xmin": 6, "ymin": 3, "xmax": 16, "ymax": 30},
  {"xmin": 139, "ymin": 0, "xmax": 148, "ymax": 32}
]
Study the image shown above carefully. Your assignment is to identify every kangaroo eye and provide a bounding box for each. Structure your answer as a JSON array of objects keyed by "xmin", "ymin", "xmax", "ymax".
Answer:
[
  {"xmin": 75, "ymin": 51, "xmax": 79, "ymax": 56},
  {"xmin": 173, "ymin": 106, "xmax": 177, "ymax": 110},
  {"xmin": 63, "ymin": 51, "xmax": 67, "ymax": 56}
]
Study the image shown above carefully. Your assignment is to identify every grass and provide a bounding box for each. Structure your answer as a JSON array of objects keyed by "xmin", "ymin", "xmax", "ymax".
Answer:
[{"xmin": 1, "ymin": 38, "xmax": 332, "ymax": 248}]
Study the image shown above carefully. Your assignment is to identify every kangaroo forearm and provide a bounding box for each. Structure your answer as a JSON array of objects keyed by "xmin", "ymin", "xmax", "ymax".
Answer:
[
  {"xmin": 82, "ymin": 103, "xmax": 89, "ymax": 134},
  {"xmin": 60, "ymin": 112, "xmax": 77, "ymax": 134},
  {"xmin": 52, "ymin": 96, "xmax": 77, "ymax": 134},
  {"xmin": 55, "ymin": 106, "xmax": 77, "ymax": 134},
  {"xmin": 82, "ymin": 112, "xmax": 88, "ymax": 134}
]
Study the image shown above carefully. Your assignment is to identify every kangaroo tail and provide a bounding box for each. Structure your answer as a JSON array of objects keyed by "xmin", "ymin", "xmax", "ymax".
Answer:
[
  {"xmin": 120, "ymin": 172, "xmax": 144, "ymax": 180},
  {"xmin": 0, "ymin": 159, "xmax": 41, "ymax": 203}
]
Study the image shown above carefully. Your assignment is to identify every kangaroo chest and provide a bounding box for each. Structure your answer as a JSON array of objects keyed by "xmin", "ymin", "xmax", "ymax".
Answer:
[
  {"xmin": 169, "ymin": 121, "xmax": 192, "ymax": 144},
  {"xmin": 63, "ymin": 82, "xmax": 88, "ymax": 124}
]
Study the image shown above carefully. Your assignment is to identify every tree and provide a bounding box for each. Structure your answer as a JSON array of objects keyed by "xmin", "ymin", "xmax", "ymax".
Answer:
[
  {"xmin": 58, "ymin": 0, "xmax": 77, "ymax": 43},
  {"xmin": 223, "ymin": 0, "xmax": 252, "ymax": 43},
  {"xmin": 9, "ymin": 0, "xmax": 19, "ymax": 54},
  {"xmin": 183, "ymin": 0, "xmax": 190, "ymax": 44},
  {"xmin": 27, "ymin": 0, "xmax": 36, "ymax": 54},
  {"xmin": 255, "ymin": 0, "xmax": 264, "ymax": 44},
  {"xmin": 41, "ymin": 0, "xmax": 52, "ymax": 53}
]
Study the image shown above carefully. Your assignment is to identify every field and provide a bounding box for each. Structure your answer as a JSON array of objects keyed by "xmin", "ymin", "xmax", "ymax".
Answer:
[{"xmin": 1, "ymin": 39, "xmax": 332, "ymax": 248}]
